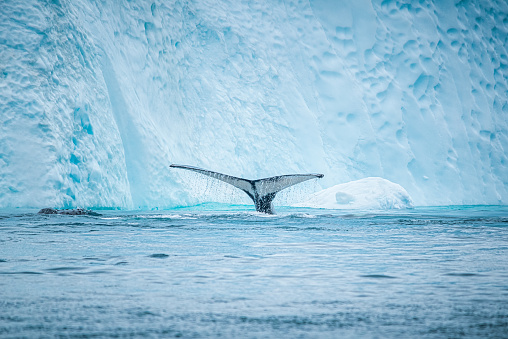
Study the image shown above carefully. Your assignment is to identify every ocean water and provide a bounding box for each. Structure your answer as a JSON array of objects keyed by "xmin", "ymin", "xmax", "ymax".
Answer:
[{"xmin": 1, "ymin": 206, "xmax": 507, "ymax": 338}]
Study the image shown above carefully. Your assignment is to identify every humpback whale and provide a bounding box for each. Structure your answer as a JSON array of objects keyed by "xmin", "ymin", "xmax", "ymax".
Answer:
[{"xmin": 170, "ymin": 164, "xmax": 324, "ymax": 214}]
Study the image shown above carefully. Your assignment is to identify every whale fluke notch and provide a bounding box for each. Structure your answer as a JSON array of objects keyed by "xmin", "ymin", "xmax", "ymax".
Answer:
[{"xmin": 170, "ymin": 164, "xmax": 324, "ymax": 214}]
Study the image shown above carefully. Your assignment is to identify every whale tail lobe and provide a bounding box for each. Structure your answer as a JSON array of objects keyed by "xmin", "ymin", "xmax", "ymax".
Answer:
[{"xmin": 170, "ymin": 164, "xmax": 323, "ymax": 214}]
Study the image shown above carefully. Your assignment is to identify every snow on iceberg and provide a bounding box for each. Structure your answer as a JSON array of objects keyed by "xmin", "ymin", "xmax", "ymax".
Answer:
[{"xmin": 294, "ymin": 177, "xmax": 413, "ymax": 210}]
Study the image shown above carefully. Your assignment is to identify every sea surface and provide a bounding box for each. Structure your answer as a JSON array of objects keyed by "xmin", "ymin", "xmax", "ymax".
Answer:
[{"xmin": 1, "ymin": 205, "xmax": 507, "ymax": 338}]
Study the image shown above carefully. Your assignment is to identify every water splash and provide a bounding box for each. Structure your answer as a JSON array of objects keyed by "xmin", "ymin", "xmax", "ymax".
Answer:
[
  {"xmin": 273, "ymin": 179, "xmax": 322, "ymax": 207},
  {"xmin": 178, "ymin": 171, "xmax": 250, "ymax": 205}
]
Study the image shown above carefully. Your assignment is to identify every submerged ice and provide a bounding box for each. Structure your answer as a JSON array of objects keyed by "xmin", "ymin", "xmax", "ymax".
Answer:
[{"xmin": 0, "ymin": 0, "xmax": 507, "ymax": 209}]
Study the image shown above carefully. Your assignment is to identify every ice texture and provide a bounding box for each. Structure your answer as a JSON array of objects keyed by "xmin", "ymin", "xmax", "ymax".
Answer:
[
  {"xmin": 1, "ymin": 0, "xmax": 507, "ymax": 208},
  {"xmin": 294, "ymin": 177, "xmax": 414, "ymax": 210}
]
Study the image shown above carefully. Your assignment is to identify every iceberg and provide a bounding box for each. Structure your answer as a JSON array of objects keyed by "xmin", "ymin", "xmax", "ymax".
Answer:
[
  {"xmin": 294, "ymin": 177, "xmax": 414, "ymax": 210},
  {"xmin": 0, "ymin": 0, "xmax": 507, "ymax": 208}
]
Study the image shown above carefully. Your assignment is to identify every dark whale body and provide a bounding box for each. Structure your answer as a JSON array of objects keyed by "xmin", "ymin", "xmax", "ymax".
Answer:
[
  {"xmin": 170, "ymin": 164, "xmax": 324, "ymax": 214},
  {"xmin": 38, "ymin": 208, "xmax": 101, "ymax": 216}
]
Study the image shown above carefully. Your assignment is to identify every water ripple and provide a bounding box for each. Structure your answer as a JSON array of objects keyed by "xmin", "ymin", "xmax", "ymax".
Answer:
[
  {"xmin": 0, "ymin": 206, "xmax": 507, "ymax": 338},
  {"xmin": 360, "ymin": 274, "xmax": 398, "ymax": 279}
]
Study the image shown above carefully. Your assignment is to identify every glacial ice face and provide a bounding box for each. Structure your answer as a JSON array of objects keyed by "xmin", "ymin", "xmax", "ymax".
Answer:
[
  {"xmin": 0, "ymin": 0, "xmax": 507, "ymax": 208},
  {"xmin": 0, "ymin": 1, "xmax": 131, "ymax": 208}
]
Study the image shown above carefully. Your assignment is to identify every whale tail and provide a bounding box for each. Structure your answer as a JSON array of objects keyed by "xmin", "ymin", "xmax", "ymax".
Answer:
[{"xmin": 170, "ymin": 164, "xmax": 324, "ymax": 214}]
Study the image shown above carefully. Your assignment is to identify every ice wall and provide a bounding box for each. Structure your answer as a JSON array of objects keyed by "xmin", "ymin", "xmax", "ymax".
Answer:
[{"xmin": 1, "ymin": 0, "xmax": 507, "ymax": 208}]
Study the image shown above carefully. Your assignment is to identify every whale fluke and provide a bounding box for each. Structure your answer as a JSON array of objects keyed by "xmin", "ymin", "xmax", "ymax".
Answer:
[{"xmin": 170, "ymin": 164, "xmax": 324, "ymax": 214}]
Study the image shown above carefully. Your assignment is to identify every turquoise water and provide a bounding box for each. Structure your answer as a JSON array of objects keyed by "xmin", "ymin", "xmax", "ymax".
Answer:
[{"xmin": 1, "ymin": 206, "xmax": 507, "ymax": 338}]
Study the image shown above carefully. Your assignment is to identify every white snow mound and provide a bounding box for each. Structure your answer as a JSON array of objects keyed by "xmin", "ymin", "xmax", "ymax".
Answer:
[{"xmin": 294, "ymin": 177, "xmax": 414, "ymax": 210}]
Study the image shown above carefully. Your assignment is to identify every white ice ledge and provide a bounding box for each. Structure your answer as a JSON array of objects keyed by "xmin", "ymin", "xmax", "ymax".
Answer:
[{"xmin": 294, "ymin": 177, "xmax": 414, "ymax": 210}]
